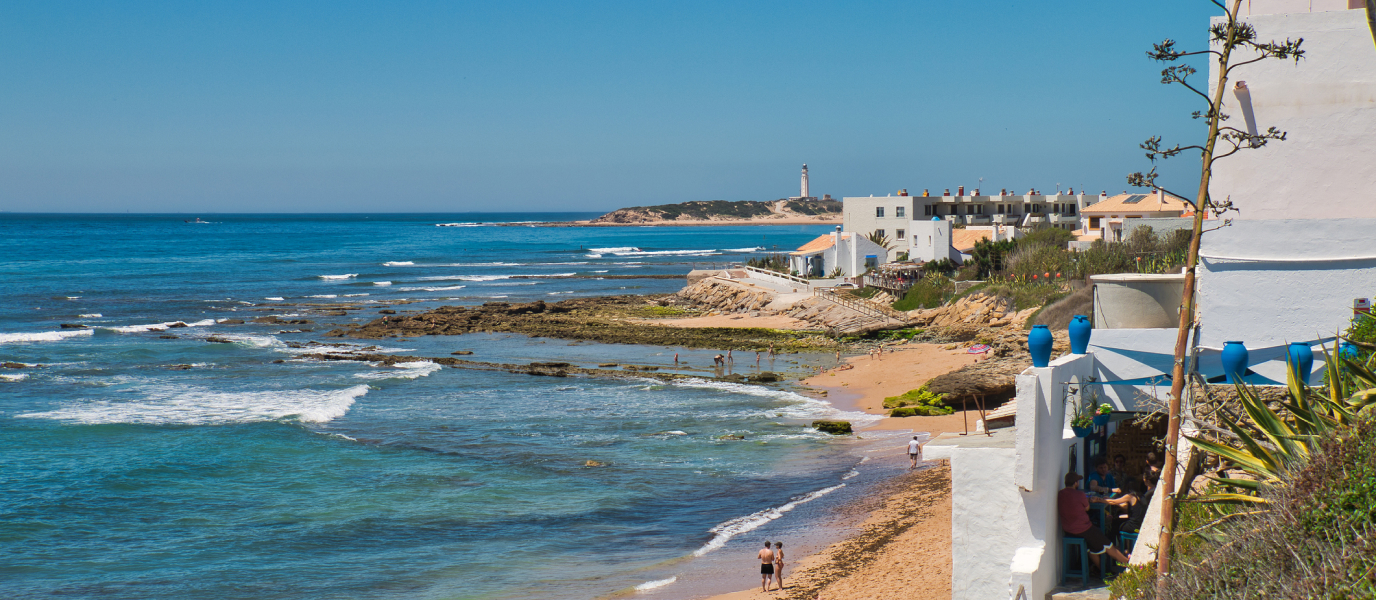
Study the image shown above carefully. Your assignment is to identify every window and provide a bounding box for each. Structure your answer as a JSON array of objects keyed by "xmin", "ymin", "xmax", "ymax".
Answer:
[
  {"xmin": 876, "ymin": 207, "xmax": 885, "ymax": 218},
  {"xmin": 924, "ymin": 205, "xmax": 933, "ymax": 216},
  {"xmin": 975, "ymin": 205, "xmax": 984, "ymax": 215},
  {"xmin": 1089, "ymin": 217, "xmax": 1101, "ymax": 230},
  {"xmin": 896, "ymin": 229, "xmax": 906, "ymax": 240},
  {"xmin": 1067, "ymin": 204, "xmax": 1076, "ymax": 215},
  {"xmin": 896, "ymin": 206, "xmax": 906, "ymax": 218}
]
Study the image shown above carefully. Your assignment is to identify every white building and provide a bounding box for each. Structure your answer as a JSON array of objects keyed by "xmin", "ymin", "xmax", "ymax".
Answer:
[
  {"xmin": 1075, "ymin": 190, "xmax": 1192, "ymax": 242},
  {"xmin": 788, "ymin": 226, "xmax": 891, "ymax": 277},
  {"xmin": 909, "ymin": 218, "xmax": 1020, "ymax": 263},
  {"xmin": 843, "ymin": 187, "xmax": 1098, "ymax": 261},
  {"xmin": 929, "ymin": 3, "xmax": 1376, "ymax": 598}
]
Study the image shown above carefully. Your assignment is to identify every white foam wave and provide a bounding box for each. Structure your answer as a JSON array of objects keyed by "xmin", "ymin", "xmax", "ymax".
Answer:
[
  {"xmin": 436, "ymin": 222, "xmax": 482, "ymax": 227},
  {"xmin": 264, "ymin": 297, "xmax": 285, "ymax": 301},
  {"xmin": 589, "ymin": 247, "xmax": 639, "ymax": 253},
  {"xmin": 343, "ymin": 293, "xmax": 369, "ymax": 297},
  {"xmin": 451, "ymin": 275, "xmax": 512, "ymax": 282},
  {"xmin": 318, "ymin": 274, "xmax": 358, "ymax": 280},
  {"xmin": 842, "ymin": 469, "xmax": 860, "ymax": 480},
  {"xmin": 535, "ymin": 262, "xmax": 589, "ymax": 266},
  {"xmin": 692, "ymin": 484, "xmax": 845, "ymax": 557},
  {"xmin": 724, "ymin": 247, "xmax": 766, "ymax": 252},
  {"xmin": 669, "ymin": 379, "xmax": 880, "ymax": 425},
  {"xmin": 593, "ymin": 270, "xmax": 609, "ymax": 273},
  {"xmin": 585, "ymin": 254, "xmax": 603, "ymax": 258},
  {"xmin": 547, "ymin": 291, "xmax": 574, "ymax": 295},
  {"xmin": 99, "ymin": 319, "xmax": 215, "ymax": 333},
  {"xmin": 219, "ymin": 334, "xmax": 283, "ymax": 349},
  {"xmin": 545, "ymin": 272, "xmax": 576, "ymax": 277},
  {"xmin": 373, "ymin": 281, "xmax": 392, "ymax": 286},
  {"xmin": 0, "ymin": 329, "xmax": 95, "ymax": 343},
  {"xmin": 635, "ymin": 576, "xmax": 677, "ymax": 591},
  {"xmin": 382, "ymin": 261, "xmax": 415, "ymax": 266},
  {"xmin": 590, "ymin": 248, "xmax": 719, "ymax": 257},
  {"xmin": 353, "ymin": 362, "xmax": 443, "ymax": 380},
  {"xmin": 309, "ymin": 294, "xmax": 338, "ymax": 299},
  {"xmin": 79, "ymin": 313, "xmax": 103, "ymax": 318},
  {"xmin": 16, "ymin": 384, "xmax": 369, "ymax": 425},
  {"xmin": 1, "ymin": 373, "xmax": 29, "ymax": 382},
  {"xmin": 397, "ymin": 285, "xmax": 467, "ymax": 292}
]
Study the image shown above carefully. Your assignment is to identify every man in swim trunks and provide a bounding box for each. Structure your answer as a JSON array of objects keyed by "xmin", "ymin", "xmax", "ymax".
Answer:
[
  {"xmin": 758, "ymin": 540, "xmax": 776, "ymax": 592},
  {"xmin": 908, "ymin": 435, "xmax": 924, "ymax": 469}
]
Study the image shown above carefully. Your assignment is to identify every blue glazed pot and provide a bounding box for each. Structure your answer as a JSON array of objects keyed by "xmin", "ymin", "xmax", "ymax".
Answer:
[
  {"xmin": 1221, "ymin": 341, "xmax": 1249, "ymax": 384},
  {"xmin": 1028, "ymin": 324, "xmax": 1053, "ymax": 367},
  {"xmin": 1340, "ymin": 343, "xmax": 1360, "ymax": 360},
  {"xmin": 1287, "ymin": 342, "xmax": 1314, "ymax": 385},
  {"xmin": 1093, "ymin": 413, "xmax": 1110, "ymax": 427},
  {"xmin": 1071, "ymin": 425, "xmax": 1093, "ymax": 438},
  {"xmin": 1069, "ymin": 315, "xmax": 1092, "ymax": 354}
]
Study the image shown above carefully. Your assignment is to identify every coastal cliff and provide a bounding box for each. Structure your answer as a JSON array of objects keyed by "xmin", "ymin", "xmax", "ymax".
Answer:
[{"xmin": 589, "ymin": 199, "xmax": 841, "ymax": 224}]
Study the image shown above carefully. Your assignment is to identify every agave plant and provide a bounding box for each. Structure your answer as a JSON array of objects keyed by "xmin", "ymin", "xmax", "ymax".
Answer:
[{"xmin": 1187, "ymin": 340, "xmax": 1376, "ymax": 507}]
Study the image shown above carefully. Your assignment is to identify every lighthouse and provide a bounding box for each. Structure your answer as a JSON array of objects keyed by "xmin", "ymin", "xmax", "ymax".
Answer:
[{"xmin": 800, "ymin": 164, "xmax": 810, "ymax": 199}]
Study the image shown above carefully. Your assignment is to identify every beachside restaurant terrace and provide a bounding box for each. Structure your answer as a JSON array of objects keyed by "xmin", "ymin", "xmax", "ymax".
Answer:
[
  {"xmin": 861, "ymin": 262, "xmax": 924, "ymax": 294},
  {"xmin": 925, "ymin": 325, "xmax": 1329, "ymax": 599}
]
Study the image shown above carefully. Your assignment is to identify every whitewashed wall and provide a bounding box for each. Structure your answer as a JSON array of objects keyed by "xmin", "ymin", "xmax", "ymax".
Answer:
[{"xmin": 1209, "ymin": 9, "xmax": 1376, "ymax": 220}]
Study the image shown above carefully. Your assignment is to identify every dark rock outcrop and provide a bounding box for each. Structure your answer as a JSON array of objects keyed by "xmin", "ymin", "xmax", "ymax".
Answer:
[{"xmin": 813, "ymin": 420, "xmax": 853, "ymax": 435}]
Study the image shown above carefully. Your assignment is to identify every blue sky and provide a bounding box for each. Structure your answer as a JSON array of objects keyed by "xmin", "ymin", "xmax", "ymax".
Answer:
[{"xmin": 0, "ymin": 1, "xmax": 1219, "ymax": 213}]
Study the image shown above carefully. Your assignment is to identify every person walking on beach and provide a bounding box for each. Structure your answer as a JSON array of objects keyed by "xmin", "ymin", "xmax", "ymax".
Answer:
[
  {"xmin": 768, "ymin": 344, "xmax": 775, "ymax": 357},
  {"xmin": 727, "ymin": 349, "xmax": 733, "ymax": 363},
  {"xmin": 773, "ymin": 541, "xmax": 786, "ymax": 589},
  {"xmin": 674, "ymin": 352, "xmax": 679, "ymax": 364},
  {"xmin": 908, "ymin": 435, "xmax": 924, "ymax": 469},
  {"xmin": 757, "ymin": 541, "xmax": 776, "ymax": 592}
]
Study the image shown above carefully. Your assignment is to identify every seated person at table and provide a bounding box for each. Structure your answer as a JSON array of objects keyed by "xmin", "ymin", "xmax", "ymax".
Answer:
[
  {"xmin": 1110, "ymin": 454, "xmax": 1129, "ymax": 485},
  {"xmin": 1086, "ymin": 460, "xmax": 1119, "ymax": 495},
  {"xmin": 1120, "ymin": 477, "xmax": 1157, "ymax": 534},
  {"xmin": 1060, "ymin": 472, "xmax": 1131, "ymax": 571}
]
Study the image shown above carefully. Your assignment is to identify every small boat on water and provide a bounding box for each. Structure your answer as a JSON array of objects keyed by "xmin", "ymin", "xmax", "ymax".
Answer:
[{"xmin": 185, "ymin": 218, "xmax": 208, "ymax": 224}]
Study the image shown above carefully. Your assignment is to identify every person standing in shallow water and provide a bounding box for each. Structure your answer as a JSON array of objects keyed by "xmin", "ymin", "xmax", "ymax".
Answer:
[
  {"xmin": 757, "ymin": 541, "xmax": 776, "ymax": 592},
  {"xmin": 908, "ymin": 435, "xmax": 924, "ymax": 469},
  {"xmin": 773, "ymin": 541, "xmax": 786, "ymax": 589}
]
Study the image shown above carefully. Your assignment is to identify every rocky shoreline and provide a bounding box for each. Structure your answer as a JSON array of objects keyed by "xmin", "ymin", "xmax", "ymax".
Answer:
[{"xmin": 324, "ymin": 295, "xmax": 846, "ymax": 351}]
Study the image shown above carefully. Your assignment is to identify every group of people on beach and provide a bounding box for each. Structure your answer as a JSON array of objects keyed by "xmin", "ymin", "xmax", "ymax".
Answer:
[{"xmin": 757, "ymin": 541, "xmax": 786, "ymax": 592}]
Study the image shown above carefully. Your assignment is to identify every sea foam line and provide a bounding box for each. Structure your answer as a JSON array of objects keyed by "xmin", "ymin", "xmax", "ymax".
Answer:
[
  {"xmin": 15, "ymin": 384, "xmax": 369, "ymax": 425},
  {"xmin": 0, "ymin": 329, "xmax": 95, "ymax": 344},
  {"xmin": 318, "ymin": 273, "xmax": 358, "ymax": 280},
  {"xmin": 634, "ymin": 576, "xmax": 677, "ymax": 592},
  {"xmin": 103, "ymin": 319, "xmax": 217, "ymax": 333},
  {"xmin": 692, "ymin": 484, "xmax": 845, "ymax": 557}
]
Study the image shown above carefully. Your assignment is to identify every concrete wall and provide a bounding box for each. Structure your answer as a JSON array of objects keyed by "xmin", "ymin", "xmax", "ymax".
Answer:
[
  {"xmin": 1209, "ymin": 8, "xmax": 1376, "ymax": 220},
  {"xmin": 909, "ymin": 219, "xmax": 960, "ymax": 263},
  {"xmin": 948, "ymin": 447, "xmax": 1022, "ymax": 599},
  {"xmin": 1091, "ymin": 274, "xmax": 1185, "ymax": 329},
  {"xmin": 843, "ymin": 196, "xmax": 919, "ymax": 254},
  {"xmin": 1196, "ymin": 218, "xmax": 1376, "ymax": 349}
]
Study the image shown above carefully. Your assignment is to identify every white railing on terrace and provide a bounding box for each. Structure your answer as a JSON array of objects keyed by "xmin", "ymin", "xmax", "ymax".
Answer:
[
  {"xmin": 743, "ymin": 265, "xmax": 812, "ymax": 288},
  {"xmin": 813, "ymin": 287, "xmax": 910, "ymax": 322}
]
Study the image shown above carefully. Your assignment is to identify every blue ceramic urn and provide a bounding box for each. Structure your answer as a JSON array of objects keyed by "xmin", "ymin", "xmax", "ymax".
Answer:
[
  {"xmin": 1069, "ymin": 315, "xmax": 1092, "ymax": 354},
  {"xmin": 1287, "ymin": 342, "xmax": 1314, "ymax": 385},
  {"xmin": 1028, "ymin": 324, "xmax": 1053, "ymax": 367},
  {"xmin": 1221, "ymin": 341, "xmax": 1249, "ymax": 384}
]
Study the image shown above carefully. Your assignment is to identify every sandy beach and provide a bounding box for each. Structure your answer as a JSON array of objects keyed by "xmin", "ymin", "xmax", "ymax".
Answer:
[{"xmin": 698, "ymin": 343, "xmax": 988, "ymax": 600}]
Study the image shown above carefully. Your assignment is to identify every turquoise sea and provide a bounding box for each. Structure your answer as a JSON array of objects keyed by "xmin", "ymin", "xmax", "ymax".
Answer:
[{"xmin": 0, "ymin": 214, "xmax": 911, "ymax": 600}]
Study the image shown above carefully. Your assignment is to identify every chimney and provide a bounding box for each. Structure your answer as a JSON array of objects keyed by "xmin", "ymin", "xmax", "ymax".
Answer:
[
  {"xmin": 923, "ymin": 188, "xmax": 930, "ymax": 197},
  {"xmin": 1000, "ymin": 188, "xmax": 1007, "ymax": 196},
  {"xmin": 973, "ymin": 188, "xmax": 980, "ymax": 196},
  {"xmin": 958, "ymin": 185, "xmax": 965, "ymax": 196},
  {"xmin": 944, "ymin": 188, "xmax": 951, "ymax": 196},
  {"xmin": 1068, "ymin": 187, "xmax": 1074, "ymax": 195},
  {"xmin": 1157, "ymin": 188, "xmax": 1164, "ymax": 203},
  {"xmin": 1101, "ymin": 190, "xmax": 1107, "ymax": 197}
]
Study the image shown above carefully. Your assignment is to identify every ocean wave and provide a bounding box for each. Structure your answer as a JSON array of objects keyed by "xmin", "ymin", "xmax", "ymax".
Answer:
[
  {"xmin": 343, "ymin": 293, "xmax": 369, "ymax": 297},
  {"xmin": 79, "ymin": 313, "xmax": 103, "ymax": 318},
  {"xmin": 588, "ymin": 247, "xmax": 639, "ymax": 253},
  {"xmin": 1, "ymin": 373, "xmax": 29, "ymax": 382},
  {"xmin": 318, "ymin": 274, "xmax": 358, "ymax": 280},
  {"xmin": 353, "ymin": 362, "xmax": 443, "ymax": 380},
  {"xmin": 723, "ymin": 247, "xmax": 766, "ymax": 252},
  {"xmin": 588, "ymin": 248, "xmax": 719, "ymax": 258},
  {"xmin": 669, "ymin": 379, "xmax": 881, "ymax": 426},
  {"xmin": 634, "ymin": 576, "xmax": 677, "ymax": 591},
  {"xmin": 16, "ymin": 384, "xmax": 369, "ymax": 425},
  {"xmin": 585, "ymin": 254, "xmax": 603, "ymax": 258},
  {"xmin": 382, "ymin": 261, "xmax": 415, "ymax": 266},
  {"xmin": 264, "ymin": 297, "xmax": 285, "ymax": 301},
  {"xmin": 373, "ymin": 281, "xmax": 392, "ymax": 286},
  {"xmin": 446, "ymin": 275, "xmax": 512, "ymax": 282},
  {"xmin": 309, "ymin": 294, "xmax": 338, "ymax": 299},
  {"xmin": 534, "ymin": 262, "xmax": 589, "ymax": 266},
  {"xmin": 397, "ymin": 285, "xmax": 467, "ymax": 292},
  {"xmin": 436, "ymin": 223, "xmax": 482, "ymax": 227},
  {"xmin": 692, "ymin": 484, "xmax": 845, "ymax": 557},
  {"xmin": 102, "ymin": 319, "xmax": 217, "ymax": 334},
  {"xmin": 441, "ymin": 262, "xmax": 522, "ymax": 267},
  {"xmin": 0, "ymin": 329, "xmax": 95, "ymax": 343}
]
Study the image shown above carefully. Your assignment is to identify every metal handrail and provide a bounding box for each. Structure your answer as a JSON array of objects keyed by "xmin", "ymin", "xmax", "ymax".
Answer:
[
  {"xmin": 813, "ymin": 288, "xmax": 908, "ymax": 322},
  {"xmin": 743, "ymin": 265, "xmax": 811, "ymax": 287}
]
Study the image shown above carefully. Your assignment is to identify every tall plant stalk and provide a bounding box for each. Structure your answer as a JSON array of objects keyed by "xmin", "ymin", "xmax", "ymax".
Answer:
[{"xmin": 1124, "ymin": 0, "xmax": 1303, "ymax": 589}]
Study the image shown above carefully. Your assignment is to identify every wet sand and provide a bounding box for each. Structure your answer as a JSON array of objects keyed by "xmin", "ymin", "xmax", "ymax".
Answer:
[{"xmin": 695, "ymin": 343, "xmax": 985, "ymax": 599}]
